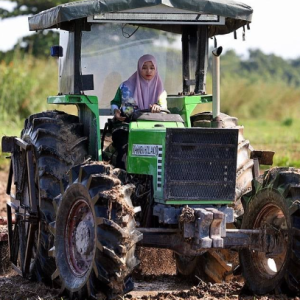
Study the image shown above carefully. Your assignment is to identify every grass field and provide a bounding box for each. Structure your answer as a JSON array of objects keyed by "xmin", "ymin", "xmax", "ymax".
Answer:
[
  {"xmin": 1, "ymin": 117, "xmax": 299, "ymax": 169},
  {"xmin": 241, "ymin": 119, "xmax": 300, "ymax": 168}
]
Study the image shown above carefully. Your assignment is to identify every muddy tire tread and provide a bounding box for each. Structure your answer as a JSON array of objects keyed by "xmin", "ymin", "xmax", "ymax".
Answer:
[
  {"xmin": 54, "ymin": 163, "xmax": 140, "ymax": 299},
  {"xmin": 240, "ymin": 167, "xmax": 300, "ymax": 295},
  {"xmin": 19, "ymin": 110, "xmax": 88, "ymax": 282}
]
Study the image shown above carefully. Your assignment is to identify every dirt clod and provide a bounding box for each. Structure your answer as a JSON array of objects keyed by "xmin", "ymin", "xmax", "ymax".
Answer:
[{"xmin": 136, "ymin": 247, "xmax": 176, "ymax": 276}]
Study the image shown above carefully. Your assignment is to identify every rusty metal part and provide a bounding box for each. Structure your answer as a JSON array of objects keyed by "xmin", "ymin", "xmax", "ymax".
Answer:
[
  {"xmin": 183, "ymin": 207, "xmax": 230, "ymax": 249},
  {"xmin": 251, "ymin": 150, "xmax": 275, "ymax": 166},
  {"xmin": 5, "ymin": 137, "xmax": 40, "ymax": 276},
  {"xmin": 66, "ymin": 199, "xmax": 95, "ymax": 276},
  {"xmin": 204, "ymin": 250, "xmax": 235, "ymax": 283},
  {"xmin": 146, "ymin": 203, "xmax": 284, "ymax": 256},
  {"xmin": 138, "ymin": 226, "xmax": 284, "ymax": 257}
]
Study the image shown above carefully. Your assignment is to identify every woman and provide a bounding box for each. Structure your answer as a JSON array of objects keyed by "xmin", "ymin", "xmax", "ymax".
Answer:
[
  {"xmin": 111, "ymin": 54, "xmax": 167, "ymax": 121},
  {"xmin": 110, "ymin": 54, "xmax": 167, "ymax": 169}
]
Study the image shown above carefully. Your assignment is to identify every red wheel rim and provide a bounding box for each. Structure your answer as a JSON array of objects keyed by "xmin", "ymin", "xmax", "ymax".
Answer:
[{"xmin": 65, "ymin": 199, "xmax": 95, "ymax": 277}]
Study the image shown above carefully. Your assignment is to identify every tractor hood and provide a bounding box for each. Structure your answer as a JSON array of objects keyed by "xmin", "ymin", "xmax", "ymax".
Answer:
[{"xmin": 28, "ymin": 0, "xmax": 253, "ymax": 36}]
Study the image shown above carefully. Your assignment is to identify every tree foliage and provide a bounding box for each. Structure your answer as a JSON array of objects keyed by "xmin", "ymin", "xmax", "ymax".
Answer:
[
  {"xmin": 0, "ymin": 0, "xmax": 65, "ymax": 58},
  {"xmin": 0, "ymin": 0, "xmax": 77, "ymax": 18},
  {"xmin": 0, "ymin": 31, "xmax": 59, "ymax": 61},
  {"xmin": 20, "ymin": 31, "xmax": 59, "ymax": 57},
  {"xmin": 221, "ymin": 49, "xmax": 300, "ymax": 87}
]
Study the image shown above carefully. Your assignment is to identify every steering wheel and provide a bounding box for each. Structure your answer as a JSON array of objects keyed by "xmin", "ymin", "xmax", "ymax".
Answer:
[{"xmin": 139, "ymin": 108, "xmax": 171, "ymax": 114}]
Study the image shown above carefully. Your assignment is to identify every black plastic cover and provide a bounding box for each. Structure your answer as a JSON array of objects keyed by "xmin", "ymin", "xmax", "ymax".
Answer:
[{"xmin": 28, "ymin": 0, "xmax": 253, "ymax": 36}]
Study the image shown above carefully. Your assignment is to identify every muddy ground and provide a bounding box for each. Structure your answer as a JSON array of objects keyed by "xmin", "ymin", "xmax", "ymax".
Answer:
[{"xmin": 0, "ymin": 169, "xmax": 299, "ymax": 300}]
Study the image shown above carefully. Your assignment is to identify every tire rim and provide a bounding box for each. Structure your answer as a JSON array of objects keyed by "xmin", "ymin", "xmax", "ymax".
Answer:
[
  {"xmin": 65, "ymin": 199, "xmax": 95, "ymax": 277},
  {"xmin": 21, "ymin": 180, "xmax": 38, "ymax": 269},
  {"xmin": 252, "ymin": 203, "xmax": 288, "ymax": 278}
]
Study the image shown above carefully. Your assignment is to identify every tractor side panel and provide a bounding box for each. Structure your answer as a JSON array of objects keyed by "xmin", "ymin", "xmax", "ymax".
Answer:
[
  {"xmin": 127, "ymin": 121, "xmax": 183, "ymax": 202},
  {"xmin": 167, "ymin": 95, "xmax": 213, "ymax": 127}
]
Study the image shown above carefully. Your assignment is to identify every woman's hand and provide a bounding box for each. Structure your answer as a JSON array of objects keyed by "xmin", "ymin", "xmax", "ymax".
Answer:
[
  {"xmin": 149, "ymin": 104, "xmax": 161, "ymax": 113},
  {"xmin": 114, "ymin": 109, "xmax": 126, "ymax": 122}
]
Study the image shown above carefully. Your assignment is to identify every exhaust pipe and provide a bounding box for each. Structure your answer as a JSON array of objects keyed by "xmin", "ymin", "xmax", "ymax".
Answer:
[{"xmin": 212, "ymin": 47, "xmax": 223, "ymax": 119}]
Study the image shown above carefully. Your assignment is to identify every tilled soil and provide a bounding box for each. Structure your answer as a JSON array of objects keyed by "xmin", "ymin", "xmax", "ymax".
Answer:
[
  {"xmin": 0, "ymin": 169, "xmax": 299, "ymax": 300},
  {"xmin": 0, "ymin": 247, "xmax": 299, "ymax": 300},
  {"xmin": 0, "ymin": 267, "xmax": 299, "ymax": 300}
]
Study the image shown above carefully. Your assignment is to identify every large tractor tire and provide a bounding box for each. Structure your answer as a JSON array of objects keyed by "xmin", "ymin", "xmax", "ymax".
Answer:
[
  {"xmin": 176, "ymin": 112, "xmax": 253, "ymax": 282},
  {"xmin": 17, "ymin": 110, "xmax": 88, "ymax": 282},
  {"xmin": 51, "ymin": 162, "xmax": 142, "ymax": 299},
  {"xmin": 240, "ymin": 167, "xmax": 300, "ymax": 295}
]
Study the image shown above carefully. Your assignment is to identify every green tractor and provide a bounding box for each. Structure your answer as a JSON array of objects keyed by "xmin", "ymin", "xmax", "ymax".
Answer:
[{"xmin": 2, "ymin": 0, "xmax": 300, "ymax": 299}]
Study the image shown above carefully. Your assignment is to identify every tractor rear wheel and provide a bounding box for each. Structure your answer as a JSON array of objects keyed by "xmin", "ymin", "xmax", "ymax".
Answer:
[
  {"xmin": 17, "ymin": 110, "xmax": 88, "ymax": 281},
  {"xmin": 240, "ymin": 167, "xmax": 300, "ymax": 294},
  {"xmin": 52, "ymin": 163, "xmax": 142, "ymax": 299}
]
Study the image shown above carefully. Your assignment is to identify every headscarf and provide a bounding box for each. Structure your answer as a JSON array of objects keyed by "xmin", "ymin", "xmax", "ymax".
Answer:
[{"xmin": 123, "ymin": 54, "xmax": 164, "ymax": 110}]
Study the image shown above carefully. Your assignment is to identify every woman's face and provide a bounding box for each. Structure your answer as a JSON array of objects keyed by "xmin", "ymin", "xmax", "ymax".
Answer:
[{"xmin": 141, "ymin": 61, "xmax": 156, "ymax": 81}]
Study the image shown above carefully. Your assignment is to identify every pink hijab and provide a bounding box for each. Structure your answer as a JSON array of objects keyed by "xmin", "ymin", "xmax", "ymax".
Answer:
[{"xmin": 123, "ymin": 54, "xmax": 164, "ymax": 110}]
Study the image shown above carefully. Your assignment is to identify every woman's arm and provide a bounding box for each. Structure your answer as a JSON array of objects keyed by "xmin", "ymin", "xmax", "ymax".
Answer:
[
  {"xmin": 150, "ymin": 90, "xmax": 168, "ymax": 113},
  {"xmin": 157, "ymin": 90, "xmax": 167, "ymax": 109},
  {"xmin": 111, "ymin": 87, "xmax": 122, "ymax": 114},
  {"xmin": 111, "ymin": 87, "xmax": 126, "ymax": 121}
]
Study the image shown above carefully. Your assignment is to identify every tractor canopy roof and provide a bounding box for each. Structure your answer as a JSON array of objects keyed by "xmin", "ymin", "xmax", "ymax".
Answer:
[{"xmin": 28, "ymin": 0, "xmax": 253, "ymax": 37}]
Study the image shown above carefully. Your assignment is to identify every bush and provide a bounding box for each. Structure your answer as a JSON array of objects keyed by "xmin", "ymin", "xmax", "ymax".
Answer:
[
  {"xmin": 0, "ymin": 50, "xmax": 57, "ymax": 124},
  {"xmin": 282, "ymin": 117, "xmax": 293, "ymax": 127}
]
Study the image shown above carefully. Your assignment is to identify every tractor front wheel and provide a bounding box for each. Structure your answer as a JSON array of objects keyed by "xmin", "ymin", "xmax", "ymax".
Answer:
[
  {"xmin": 52, "ymin": 163, "xmax": 142, "ymax": 299},
  {"xmin": 239, "ymin": 167, "xmax": 300, "ymax": 294}
]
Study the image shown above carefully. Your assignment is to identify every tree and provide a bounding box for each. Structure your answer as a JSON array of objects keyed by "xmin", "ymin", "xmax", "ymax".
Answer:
[
  {"xmin": 0, "ymin": 0, "xmax": 76, "ymax": 18},
  {"xmin": 19, "ymin": 31, "xmax": 59, "ymax": 57},
  {"xmin": 0, "ymin": 0, "xmax": 75, "ymax": 59}
]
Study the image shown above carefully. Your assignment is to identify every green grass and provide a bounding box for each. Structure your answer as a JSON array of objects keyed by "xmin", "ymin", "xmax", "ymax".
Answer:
[
  {"xmin": 0, "ymin": 53, "xmax": 58, "ymax": 124},
  {"xmin": 0, "ymin": 106, "xmax": 76, "ymax": 169},
  {"xmin": 0, "ymin": 50, "xmax": 78, "ymax": 168},
  {"xmin": 240, "ymin": 119, "xmax": 300, "ymax": 168},
  {"xmin": 220, "ymin": 76, "xmax": 300, "ymax": 121}
]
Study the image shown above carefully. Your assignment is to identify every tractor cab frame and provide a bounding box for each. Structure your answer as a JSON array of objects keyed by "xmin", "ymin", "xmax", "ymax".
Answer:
[{"xmin": 29, "ymin": 0, "xmax": 253, "ymax": 161}]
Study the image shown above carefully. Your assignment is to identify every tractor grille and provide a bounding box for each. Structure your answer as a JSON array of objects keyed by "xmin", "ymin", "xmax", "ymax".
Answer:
[{"xmin": 164, "ymin": 128, "xmax": 238, "ymax": 202}]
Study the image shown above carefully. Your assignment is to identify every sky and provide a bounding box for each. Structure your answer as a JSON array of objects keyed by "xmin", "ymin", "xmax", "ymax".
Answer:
[{"xmin": 0, "ymin": 0, "xmax": 300, "ymax": 60}]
